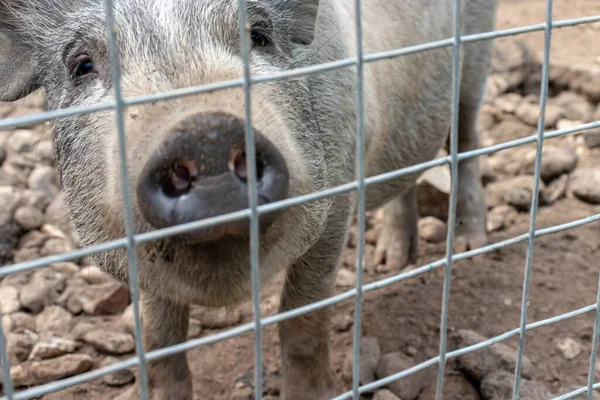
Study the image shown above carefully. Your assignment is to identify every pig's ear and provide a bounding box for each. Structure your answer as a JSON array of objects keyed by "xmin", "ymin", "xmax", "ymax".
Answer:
[
  {"xmin": 275, "ymin": 0, "xmax": 320, "ymax": 45},
  {"xmin": 0, "ymin": 13, "xmax": 41, "ymax": 102}
]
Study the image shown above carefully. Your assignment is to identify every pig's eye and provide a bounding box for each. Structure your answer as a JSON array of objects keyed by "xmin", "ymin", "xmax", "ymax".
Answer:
[
  {"xmin": 250, "ymin": 30, "xmax": 269, "ymax": 47},
  {"xmin": 71, "ymin": 54, "xmax": 95, "ymax": 79}
]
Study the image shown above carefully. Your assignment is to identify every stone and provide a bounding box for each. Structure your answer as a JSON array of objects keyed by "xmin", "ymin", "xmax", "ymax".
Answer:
[
  {"xmin": 77, "ymin": 281, "xmax": 131, "ymax": 315},
  {"xmin": 14, "ymin": 206, "xmax": 44, "ymax": 230},
  {"xmin": 192, "ymin": 307, "xmax": 243, "ymax": 329},
  {"xmin": 28, "ymin": 336, "xmax": 79, "ymax": 360},
  {"xmin": 27, "ymin": 165, "xmax": 59, "ymax": 201},
  {"xmin": 342, "ymin": 336, "xmax": 381, "ymax": 390},
  {"xmin": 569, "ymin": 168, "xmax": 600, "ymax": 204},
  {"xmin": 583, "ymin": 129, "xmax": 600, "ymax": 149},
  {"xmin": 7, "ymin": 130, "xmax": 37, "ymax": 154},
  {"xmin": 542, "ymin": 174, "xmax": 569, "ymax": 205},
  {"xmin": 19, "ymin": 278, "xmax": 55, "ymax": 314},
  {"xmin": 0, "ymin": 285, "xmax": 21, "ymax": 314},
  {"xmin": 78, "ymin": 265, "xmax": 113, "ymax": 284},
  {"xmin": 551, "ymin": 92, "xmax": 595, "ymax": 122},
  {"xmin": 83, "ymin": 330, "xmax": 135, "ymax": 354},
  {"xmin": 35, "ymin": 306, "xmax": 74, "ymax": 333},
  {"xmin": 35, "ymin": 140, "xmax": 54, "ymax": 165},
  {"xmin": 485, "ymin": 175, "xmax": 545, "ymax": 211},
  {"xmin": 418, "ymin": 217, "xmax": 447, "ymax": 243},
  {"xmin": 40, "ymin": 237, "xmax": 75, "ymax": 257},
  {"xmin": 101, "ymin": 356, "xmax": 135, "ymax": 386},
  {"xmin": 7, "ymin": 332, "xmax": 35, "ymax": 365},
  {"xmin": 375, "ymin": 352, "xmax": 432, "ymax": 400},
  {"xmin": 121, "ymin": 304, "xmax": 134, "ymax": 334},
  {"xmin": 332, "ymin": 313, "xmax": 353, "ymax": 333},
  {"xmin": 494, "ymin": 93, "xmax": 522, "ymax": 114},
  {"xmin": 419, "ymin": 372, "xmax": 481, "ymax": 400},
  {"xmin": 44, "ymin": 191, "xmax": 72, "ymax": 237},
  {"xmin": 51, "ymin": 262, "xmax": 80, "ymax": 275},
  {"xmin": 9, "ymin": 354, "xmax": 94, "ymax": 387},
  {"xmin": 491, "ymin": 38, "xmax": 530, "ymax": 74},
  {"xmin": 374, "ymin": 389, "xmax": 402, "ymax": 400},
  {"xmin": 521, "ymin": 146, "xmax": 578, "ymax": 182},
  {"xmin": 20, "ymin": 189, "xmax": 51, "ymax": 211},
  {"xmin": 449, "ymin": 329, "xmax": 532, "ymax": 381},
  {"xmin": 417, "ymin": 165, "xmax": 450, "ymax": 219},
  {"xmin": 0, "ymin": 146, "xmax": 6, "ymax": 167},
  {"xmin": 516, "ymin": 101, "xmax": 562, "ymax": 128},
  {"xmin": 8, "ymin": 312, "xmax": 36, "ymax": 333},
  {"xmin": 556, "ymin": 337, "xmax": 583, "ymax": 360},
  {"xmin": 480, "ymin": 371, "xmax": 551, "ymax": 400},
  {"xmin": 336, "ymin": 268, "xmax": 357, "ymax": 287},
  {"xmin": 487, "ymin": 117, "xmax": 533, "ymax": 145}
]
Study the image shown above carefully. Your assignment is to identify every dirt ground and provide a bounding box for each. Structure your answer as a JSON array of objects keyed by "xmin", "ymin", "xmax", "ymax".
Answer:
[{"xmin": 3, "ymin": 0, "xmax": 600, "ymax": 399}]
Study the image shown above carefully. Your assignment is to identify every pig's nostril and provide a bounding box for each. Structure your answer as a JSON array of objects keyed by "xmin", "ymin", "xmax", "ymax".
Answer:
[
  {"xmin": 162, "ymin": 161, "xmax": 197, "ymax": 197},
  {"xmin": 229, "ymin": 150, "xmax": 265, "ymax": 183}
]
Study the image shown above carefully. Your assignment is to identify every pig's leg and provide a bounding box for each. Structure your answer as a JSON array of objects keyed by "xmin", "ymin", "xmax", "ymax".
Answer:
[
  {"xmin": 115, "ymin": 293, "xmax": 192, "ymax": 400},
  {"xmin": 453, "ymin": 42, "xmax": 490, "ymax": 253},
  {"xmin": 278, "ymin": 217, "xmax": 348, "ymax": 400},
  {"xmin": 372, "ymin": 185, "xmax": 419, "ymax": 270}
]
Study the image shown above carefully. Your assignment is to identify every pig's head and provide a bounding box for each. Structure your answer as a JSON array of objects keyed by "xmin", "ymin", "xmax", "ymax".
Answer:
[{"xmin": 0, "ymin": 0, "xmax": 342, "ymax": 306}]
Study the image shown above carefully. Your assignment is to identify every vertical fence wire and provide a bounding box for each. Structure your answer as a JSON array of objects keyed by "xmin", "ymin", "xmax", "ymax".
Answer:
[
  {"xmin": 586, "ymin": 275, "xmax": 600, "ymax": 400},
  {"xmin": 0, "ymin": 315, "xmax": 14, "ymax": 400},
  {"xmin": 236, "ymin": 1, "xmax": 263, "ymax": 398},
  {"xmin": 350, "ymin": 0, "xmax": 367, "ymax": 398},
  {"xmin": 512, "ymin": 0, "xmax": 553, "ymax": 397},
  {"xmin": 434, "ymin": 0, "xmax": 462, "ymax": 398},
  {"xmin": 103, "ymin": 0, "xmax": 149, "ymax": 398}
]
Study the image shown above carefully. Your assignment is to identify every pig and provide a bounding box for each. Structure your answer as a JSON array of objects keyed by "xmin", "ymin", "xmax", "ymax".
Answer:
[{"xmin": 0, "ymin": 0, "xmax": 498, "ymax": 398}]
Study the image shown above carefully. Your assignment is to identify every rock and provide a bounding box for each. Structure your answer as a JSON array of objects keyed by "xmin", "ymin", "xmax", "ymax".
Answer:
[
  {"xmin": 9, "ymin": 353, "xmax": 94, "ymax": 387},
  {"xmin": 78, "ymin": 265, "xmax": 113, "ymax": 284},
  {"xmin": 0, "ymin": 285, "xmax": 21, "ymax": 314},
  {"xmin": 78, "ymin": 281, "xmax": 131, "ymax": 315},
  {"xmin": 449, "ymin": 329, "xmax": 532, "ymax": 381},
  {"xmin": 417, "ymin": 165, "xmax": 450, "ymax": 219},
  {"xmin": 583, "ymin": 129, "xmax": 600, "ymax": 149},
  {"xmin": 336, "ymin": 268, "xmax": 357, "ymax": 287},
  {"xmin": 418, "ymin": 217, "xmax": 447, "ymax": 243},
  {"xmin": 485, "ymin": 175, "xmax": 545, "ymax": 211},
  {"xmin": 83, "ymin": 330, "xmax": 135, "ymax": 354},
  {"xmin": 542, "ymin": 174, "xmax": 569, "ymax": 205},
  {"xmin": 494, "ymin": 93, "xmax": 522, "ymax": 114},
  {"xmin": 487, "ymin": 117, "xmax": 533, "ymax": 144},
  {"xmin": 6, "ymin": 312, "xmax": 36, "ymax": 333},
  {"xmin": 342, "ymin": 337, "xmax": 381, "ymax": 389},
  {"xmin": 36, "ymin": 306, "xmax": 74, "ymax": 333},
  {"xmin": 27, "ymin": 165, "xmax": 59, "ymax": 201},
  {"xmin": 101, "ymin": 356, "xmax": 135, "ymax": 386},
  {"xmin": 20, "ymin": 189, "xmax": 51, "ymax": 211},
  {"xmin": 51, "ymin": 262, "xmax": 80, "ymax": 275},
  {"xmin": 13, "ymin": 206, "xmax": 44, "ymax": 230},
  {"xmin": 332, "ymin": 313, "xmax": 353, "ymax": 333},
  {"xmin": 28, "ymin": 336, "xmax": 79, "ymax": 360},
  {"xmin": 375, "ymin": 352, "xmax": 431, "ymax": 400},
  {"xmin": 551, "ymin": 92, "xmax": 594, "ymax": 122},
  {"xmin": 35, "ymin": 140, "xmax": 54, "ymax": 165},
  {"xmin": 40, "ymin": 237, "xmax": 75, "ymax": 257},
  {"xmin": 374, "ymin": 389, "xmax": 402, "ymax": 400},
  {"xmin": 2, "ymin": 315, "xmax": 14, "ymax": 333},
  {"xmin": 485, "ymin": 74, "xmax": 510, "ymax": 101},
  {"xmin": 0, "ymin": 218, "xmax": 21, "ymax": 265},
  {"xmin": 491, "ymin": 38, "xmax": 530, "ymax": 75},
  {"xmin": 480, "ymin": 371, "xmax": 551, "ymax": 400},
  {"xmin": 569, "ymin": 168, "xmax": 600, "ymax": 204},
  {"xmin": 7, "ymin": 130, "xmax": 37, "ymax": 153},
  {"xmin": 556, "ymin": 337, "xmax": 583, "ymax": 360},
  {"xmin": 419, "ymin": 372, "xmax": 481, "ymax": 400},
  {"xmin": 0, "ymin": 146, "xmax": 6, "ymax": 167},
  {"xmin": 192, "ymin": 307, "xmax": 242, "ymax": 329},
  {"xmin": 521, "ymin": 146, "xmax": 578, "ymax": 182},
  {"xmin": 19, "ymin": 278, "xmax": 55, "ymax": 314},
  {"xmin": 7, "ymin": 332, "xmax": 35, "ymax": 365},
  {"xmin": 121, "ymin": 304, "xmax": 134, "ymax": 334},
  {"xmin": 516, "ymin": 101, "xmax": 562, "ymax": 128}
]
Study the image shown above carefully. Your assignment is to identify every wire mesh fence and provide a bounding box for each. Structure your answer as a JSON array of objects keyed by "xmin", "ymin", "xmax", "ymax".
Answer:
[{"xmin": 0, "ymin": 0, "xmax": 599, "ymax": 399}]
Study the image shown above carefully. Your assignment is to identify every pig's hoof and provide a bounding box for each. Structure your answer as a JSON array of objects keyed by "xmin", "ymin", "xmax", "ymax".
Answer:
[
  {"xmin": 454, "ymin": 216, "xmax": 487, "ymax": 254},
  {"xmin": 372, "ymin": 222, "xmax": 417, "ymax": 271}
]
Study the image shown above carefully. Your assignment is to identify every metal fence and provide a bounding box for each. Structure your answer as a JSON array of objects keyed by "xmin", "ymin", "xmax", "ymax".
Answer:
[{"xmin": 0, "ymin": 0, "xmax": 600, "ymax": 399}]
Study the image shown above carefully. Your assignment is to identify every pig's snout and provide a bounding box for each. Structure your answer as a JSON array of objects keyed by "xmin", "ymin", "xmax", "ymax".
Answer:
[{"xmin": 136, "ymin": 112, "xmax": 289, "ymax": 242}]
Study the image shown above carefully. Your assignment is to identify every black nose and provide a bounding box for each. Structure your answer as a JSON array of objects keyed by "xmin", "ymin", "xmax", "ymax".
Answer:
[{"xmin": 136, "ymin": 112, "xmax": 289, "ymax": 242}]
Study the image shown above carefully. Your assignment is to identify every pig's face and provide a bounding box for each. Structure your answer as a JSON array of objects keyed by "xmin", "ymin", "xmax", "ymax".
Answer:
[{"xmin": 0, "ymin": 0, "xmax": 336, "ymax": 306}]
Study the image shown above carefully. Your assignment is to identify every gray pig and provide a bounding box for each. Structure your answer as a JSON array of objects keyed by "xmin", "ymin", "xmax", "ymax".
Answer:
[{"xmin": 0, "ymin": 0, "xmax": 498, "ymax": 398}]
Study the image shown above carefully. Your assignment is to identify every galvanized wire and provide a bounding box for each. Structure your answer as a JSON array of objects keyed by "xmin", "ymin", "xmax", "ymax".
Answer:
[
  {"xmin": 0, "ymin": 4, "xmax": 599, "ymax": 400},
  {"xmin": 512, "ymin": 0, "xmax": 553, "ymax": 397},
  {"xmin": 103, "ymin": 0, "xmax": 149, "ymax": 397},
  {"xmin": 586, "ymin": 274, "xmax": 600, "ymax": 400},
  {"xmin": 235, "ymin": 1, "xmax": 264, "ymax": 398},
  {"xmin": 553, "ymin": 382, "xmax": 600, "ymax": 400},
  {"xmin": 435, "ymin": 0, "xmax": 462, "ymax": 397},
  {"xmin": 350, "ymin": 0, "xmax": 367, "ymax": 398}
]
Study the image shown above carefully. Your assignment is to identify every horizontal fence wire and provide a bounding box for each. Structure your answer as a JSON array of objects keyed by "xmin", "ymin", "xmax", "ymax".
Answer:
[{"xmin": 0, "ymin": 4, "xmax": 599, "ymax": 400}]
